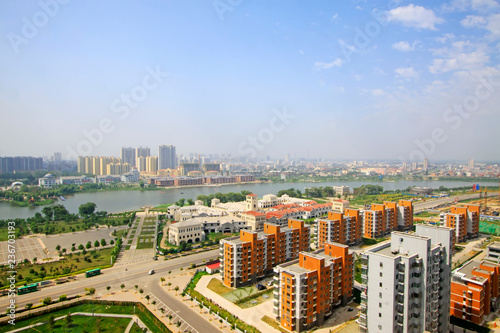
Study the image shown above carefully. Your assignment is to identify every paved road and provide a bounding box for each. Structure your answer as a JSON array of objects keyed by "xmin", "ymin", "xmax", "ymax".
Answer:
[
  {"xmin": 0, "ymin": 249, "xmax": 219, "ymax": 310},
  {"xmin": 148, "ymin": 280, "xmax": 221, "ymax": 333},
  {"xmin": 414, "ymin": 192, "xmax": 496, "ymax": 211}
]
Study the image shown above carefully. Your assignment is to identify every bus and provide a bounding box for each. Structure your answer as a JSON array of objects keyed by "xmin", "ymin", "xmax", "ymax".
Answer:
[
  {"xmin": 85, "ymin": 268, "xmax": 101, "ymax": 278},
  {"xmin": 17, "ymin": 283, "xmax": 38, "ymax": 295}
]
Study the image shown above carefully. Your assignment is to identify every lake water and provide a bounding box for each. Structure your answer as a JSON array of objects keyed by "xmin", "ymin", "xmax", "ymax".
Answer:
[{"xmin": 0, "ymin": 180, "xmax": 490, "ymax": 220}]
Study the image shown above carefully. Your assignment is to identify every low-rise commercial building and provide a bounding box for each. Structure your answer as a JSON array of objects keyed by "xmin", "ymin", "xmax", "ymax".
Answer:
[
  {"xmin": 168, "ymin": 216, "xmax": 248, "ymax": 246},
  {"xmin": 273, "ymin": 243, "xmax": 354, "ymax": 332}
]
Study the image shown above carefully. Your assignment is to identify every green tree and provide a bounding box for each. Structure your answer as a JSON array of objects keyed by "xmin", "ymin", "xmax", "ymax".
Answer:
[
  {"xmin": 187, "ymin": 199, "xmax": 195, "ymax": 206},
  {"xmin": 79, "ymin": 202, "xmax": 97, "ymax": 216},
  {"xmin": 86, "ymin": 241, "xmax": 92, "ymax": 249},
  {"xmin": 42, "ymin": 297, "xmax": 52, "ymax": 306},
  {"xmin": 48, "ymin": 314, "xmax": 55, "ymax": 330},
  {"xmin": 120, "ymin": 284, "xmax": 125, "ymax": 291},
  {"xmin": 65, "ymin": 312, "xmax": 73, "ymax": 330},
  {"xmin": 59, "ymin": 294, "xmax": 67, "ymax": 302},
  {"xmin": 85, "ymin": 287, "xmax": 96, "ymax": 296},
  {"xmin": 78, "ymin": 244, "xmax": 84, "ymax": 250},
  {"xmin": 94, "ymin": 240, "xmax": 100, "ymax": 248},
  {"xmin": 106, "ymin": 286, "xmax": 111, "ymax": 292},
  {"xmin": 25, "ymin": 303, "xmax": 33, "ymax": 310},
  {"xmin": 100, "ymin": 238, "xmax": 106, "ymax": 246},
  {"xmin": 55, "ymin": 244, "xmax": 61, "ymax": 251},
  {"xmin": 42, "ymin": 206, "xmax": 53, "ymax": 220}
]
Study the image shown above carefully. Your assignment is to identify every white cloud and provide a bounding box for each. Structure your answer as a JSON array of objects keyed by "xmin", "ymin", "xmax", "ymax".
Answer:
[
  {"xmin": 461, "ymin": 15, "xmax": 487, "ymax": 27},
  {"xmin": 429, "ymin": 42, "xmax": 490, "ymax": 73},
  {"xmin": 436, "ymin": 33, "xmax": 456, "ymax": 44},
  {"xmin": 392, "ymin": 41, "xmax": 419, "ymax": 52},
  {"xmin": 371, "ymin": 89, "xmax": 385, "ymax": 96},
  {"xmin": 395, "ymin": 66, "xmax": 419, "ymax": 78},
  {"xmin": 487, "ymin": 13, "xmax": 500, "ymax": 39},
  {"xmin": 387, "ymin": 5, "xmax": 444, "ymax": 30},
  {"xmin": 471, "ymin": 0, "xmax": 499, "ymax": 10},
  {"xmin": 443, "ymin": 0, "xmax": 499, "ymax": 11},
  {"xmin": 314, "ymin": 58, "xmax": 344, "ymax": 70}
]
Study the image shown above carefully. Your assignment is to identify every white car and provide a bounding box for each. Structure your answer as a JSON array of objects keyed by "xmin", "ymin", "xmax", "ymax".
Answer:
[{"xmin": 148, "ymin": 270, "xmax": 155, "ymax": 275}]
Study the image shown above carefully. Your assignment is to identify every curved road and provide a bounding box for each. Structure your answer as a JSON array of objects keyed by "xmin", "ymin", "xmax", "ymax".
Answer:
[{"xmin": 1, "ymin": 249, "xmax": 220, "ymax": 333}]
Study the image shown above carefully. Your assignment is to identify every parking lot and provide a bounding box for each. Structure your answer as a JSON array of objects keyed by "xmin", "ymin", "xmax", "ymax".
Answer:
[{"xmin": 0, "ymin": 237, "xmax": 48, "ymax": 264}]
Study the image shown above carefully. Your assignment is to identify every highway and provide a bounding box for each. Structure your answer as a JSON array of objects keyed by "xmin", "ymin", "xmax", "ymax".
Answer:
[
  {"xmin": 0, "ymin": 249, "xmax": 219, "ymax": 311},
  {"xmin": 413, "ymin": 192, "xmax": 496, "ymax": 211}
]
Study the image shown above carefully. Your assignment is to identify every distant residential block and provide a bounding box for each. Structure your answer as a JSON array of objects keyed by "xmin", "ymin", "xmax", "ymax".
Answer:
[
  {"xmin": 220, "ymin": 220, "xmax": 310, "ymax": 288},
  {"xmin": 445, "ymin": 204, "xmax": 480, "ymax": 242},
  {"xmin": 316, "ymin": 208, "xmax": 362, "ymax": 247},
  {"xmin": 362, "ymin": 200, "xmax": 413, "ymax": 239}
]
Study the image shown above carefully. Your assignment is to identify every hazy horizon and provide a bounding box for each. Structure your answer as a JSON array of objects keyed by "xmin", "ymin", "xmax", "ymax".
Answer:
[{"xmin": 1, "ymin": 1, "xmax": 499, "ymax": 162}]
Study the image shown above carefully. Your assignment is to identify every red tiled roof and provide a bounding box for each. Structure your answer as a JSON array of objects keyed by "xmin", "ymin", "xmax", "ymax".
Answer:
[
  {"xmin": 242, "ymin": 210, "xmax": 264, "ymax": 217},
  {"xmin": 206, "ymin": 262, "xmax": 220, "ymax": 269},
  {"xmin": 247, "ymin": 194, "xmax": 257, "ymax": 197}
]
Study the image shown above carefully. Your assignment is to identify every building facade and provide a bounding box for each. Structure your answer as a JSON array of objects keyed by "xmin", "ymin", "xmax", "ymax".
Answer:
[
  {"xmin": 445, "ymin": 204, "xmax": 480, "ymax": 242},
  {"xmin": 220, "ymin": 220, "xmax": 310, "ymax": 288},
  {"xmin": 359, "ymin": 226, "xmax": 453, "ymax": 333},
  {"xmin": 362, "ymin": 200, "xmax": 413, "ymax": 239},
  {"xmin": 274, "ymin": 243, "xmax": 354, "ymax": 332},
  {"xmin": 450, "ymin": 260, "xmax": 500, "ymax": 324},
  {"xmin": 159, "ymin": 145, "xmax": 177, "ymax": 170},
  {"xmin": 316, "ymin": 208, "xmax": 361, "ymax": 248}
]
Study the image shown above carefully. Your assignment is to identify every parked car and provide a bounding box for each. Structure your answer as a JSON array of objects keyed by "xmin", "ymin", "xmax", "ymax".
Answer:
[{"xmin": 148, "ymin": 270, "xmax": 155, "ymax": 275}]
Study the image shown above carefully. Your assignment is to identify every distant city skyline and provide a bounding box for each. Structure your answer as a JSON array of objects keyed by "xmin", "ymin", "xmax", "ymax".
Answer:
[{"xmin": 1, "ymin": 1, "xmax": 499, "ymax": 161}]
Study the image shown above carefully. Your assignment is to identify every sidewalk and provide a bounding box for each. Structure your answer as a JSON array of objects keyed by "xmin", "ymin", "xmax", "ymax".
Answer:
[{"xmin": 194, "ymin": 274, "xmax": 278, "ymax": 333}]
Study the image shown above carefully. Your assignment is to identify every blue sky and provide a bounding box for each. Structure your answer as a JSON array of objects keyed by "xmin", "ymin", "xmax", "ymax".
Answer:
[{"xmin": 1, "ymin": 0, "xmax": 499, "ymax": 162}]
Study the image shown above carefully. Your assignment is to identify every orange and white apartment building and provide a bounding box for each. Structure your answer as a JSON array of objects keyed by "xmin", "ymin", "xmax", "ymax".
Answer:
[
  {"xmin": 362, "ymin": 200, "xmax": 413, "ymax": 239},
  {"xmin": 273, "ymin": 242, "xmax": 354, "ymax": 332},
  {"xmin": 316, "ymin": 209, "xmax": 362, "ymax": 247},
  {"xmin": 220, "ymin": 219, "xmax": 310, "ymax": 288},
  {"xmin": 445, "ymin": 204, "xmax": 480, "ymax": 243},
  {"xmin": 450, "ymin": 260, "xmax": 500, "ymax": 324}
]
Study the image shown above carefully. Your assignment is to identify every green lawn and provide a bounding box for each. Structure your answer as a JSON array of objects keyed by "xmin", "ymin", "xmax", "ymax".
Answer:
[
  {"xmin": 0, "ymin": 229, "xmax": 8, "ymax": 242},
  {"xmin": 206, "ymin": 232, "xmax": 238, "ymax": 243},
  {"xmin": 129, "ymin": 322, "xmax": 144, "ymax": 333},
  {"xmin": 136, "ymin": 241, "xmax": 154, "ymax": 249},
  {"xmin": 0, "ymin": 304, "xmax": 135, "ymax": 333},
  {"xmin": 0, "ymin": 248, "xmax": 113, "ymax": 287},
  {"xmin": 207, "ymin": 278, "xmax": 233, "ymax": 295},
  {"xmin": 24, "ymin": 314, "xmax": 132, "ymax": 333},
  {"xmin": 0, "ymin": 301, "xmax": 171, "ymax": 333}
]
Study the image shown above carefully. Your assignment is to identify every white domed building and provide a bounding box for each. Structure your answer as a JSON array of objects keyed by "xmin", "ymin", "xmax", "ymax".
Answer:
[{"xmin": 38, "ymin": 174, "xmax": 56, "ymax": 188}]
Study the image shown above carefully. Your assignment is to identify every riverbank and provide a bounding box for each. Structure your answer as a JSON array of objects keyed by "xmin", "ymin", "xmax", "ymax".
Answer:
[{"xmin": 0, "ymin": 179, "xmax": 491, "ymax": 220}]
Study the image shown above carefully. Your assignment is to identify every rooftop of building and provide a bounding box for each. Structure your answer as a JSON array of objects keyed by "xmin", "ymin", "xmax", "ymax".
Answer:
[
  {"xmin": 454, "ymin": 261, "xmax": 488, "ymax": 284},
  {"xmin": 488, "ymin": 242, "xmax": 500, "ymax": 251}
]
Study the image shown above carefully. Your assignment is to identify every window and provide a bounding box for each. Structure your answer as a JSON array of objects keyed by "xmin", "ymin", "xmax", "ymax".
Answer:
[
  {"xmin": 379, "ymin": 282, "xmax": 383, "ymax": 287},
  {"xmin": 380, "ymin": 272, "xmax": 383, "ymax": 277},
  {"xmin": 379, "ymin": 292, "xmax": 382, "ymax": 298},
  {"xmin": 379, "ymin": 302, "xmax": 382, "ymax": 308},
  {"xmin": 379, "ymin": 313, "xmax": 382, "ymax": 318},
  {"xmin": 380, "ymin": 262, "xmax": 383, "ymax": 268}
]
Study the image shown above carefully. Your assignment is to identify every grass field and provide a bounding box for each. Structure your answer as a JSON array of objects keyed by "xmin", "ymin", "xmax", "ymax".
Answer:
[
  {"xmin": 262, "ymin": 315, "xmax": 287, "ymax": 333},
  {"xmin": 206, "ymin": 232, "xmax": 238, "ymax": 243},
  {"xmin": 0, "ymin": 248, "xmax": 113, "ymax": 287},
  {"xmin": 223, "ymin": 286, "xmax": 259, "ymax": 303},
  {"xmin": 22, "ymin": 314, "xmax": 132, "ymax": 333},
  {"xmin": 238, "ymin": 288, "xmax": 273, "ymax": 308},
  {"xmin": 207, "ymin": 278, "xmax": 233, "ymax": 295},
  {"xmin": 0, "ymin": 302, "xmax": 167, "ymax": 333}
]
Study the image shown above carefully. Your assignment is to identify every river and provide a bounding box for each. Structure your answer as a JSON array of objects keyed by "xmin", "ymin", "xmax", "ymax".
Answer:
[{"xmin": 0, "ymin": 180, "xmax": 491, "ymax": 220}]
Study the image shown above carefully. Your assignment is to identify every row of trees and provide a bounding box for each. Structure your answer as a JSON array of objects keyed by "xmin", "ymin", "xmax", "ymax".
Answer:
[{"xmin": 196, "ymin": 190, "xmax": 253, "ymax": 206}]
